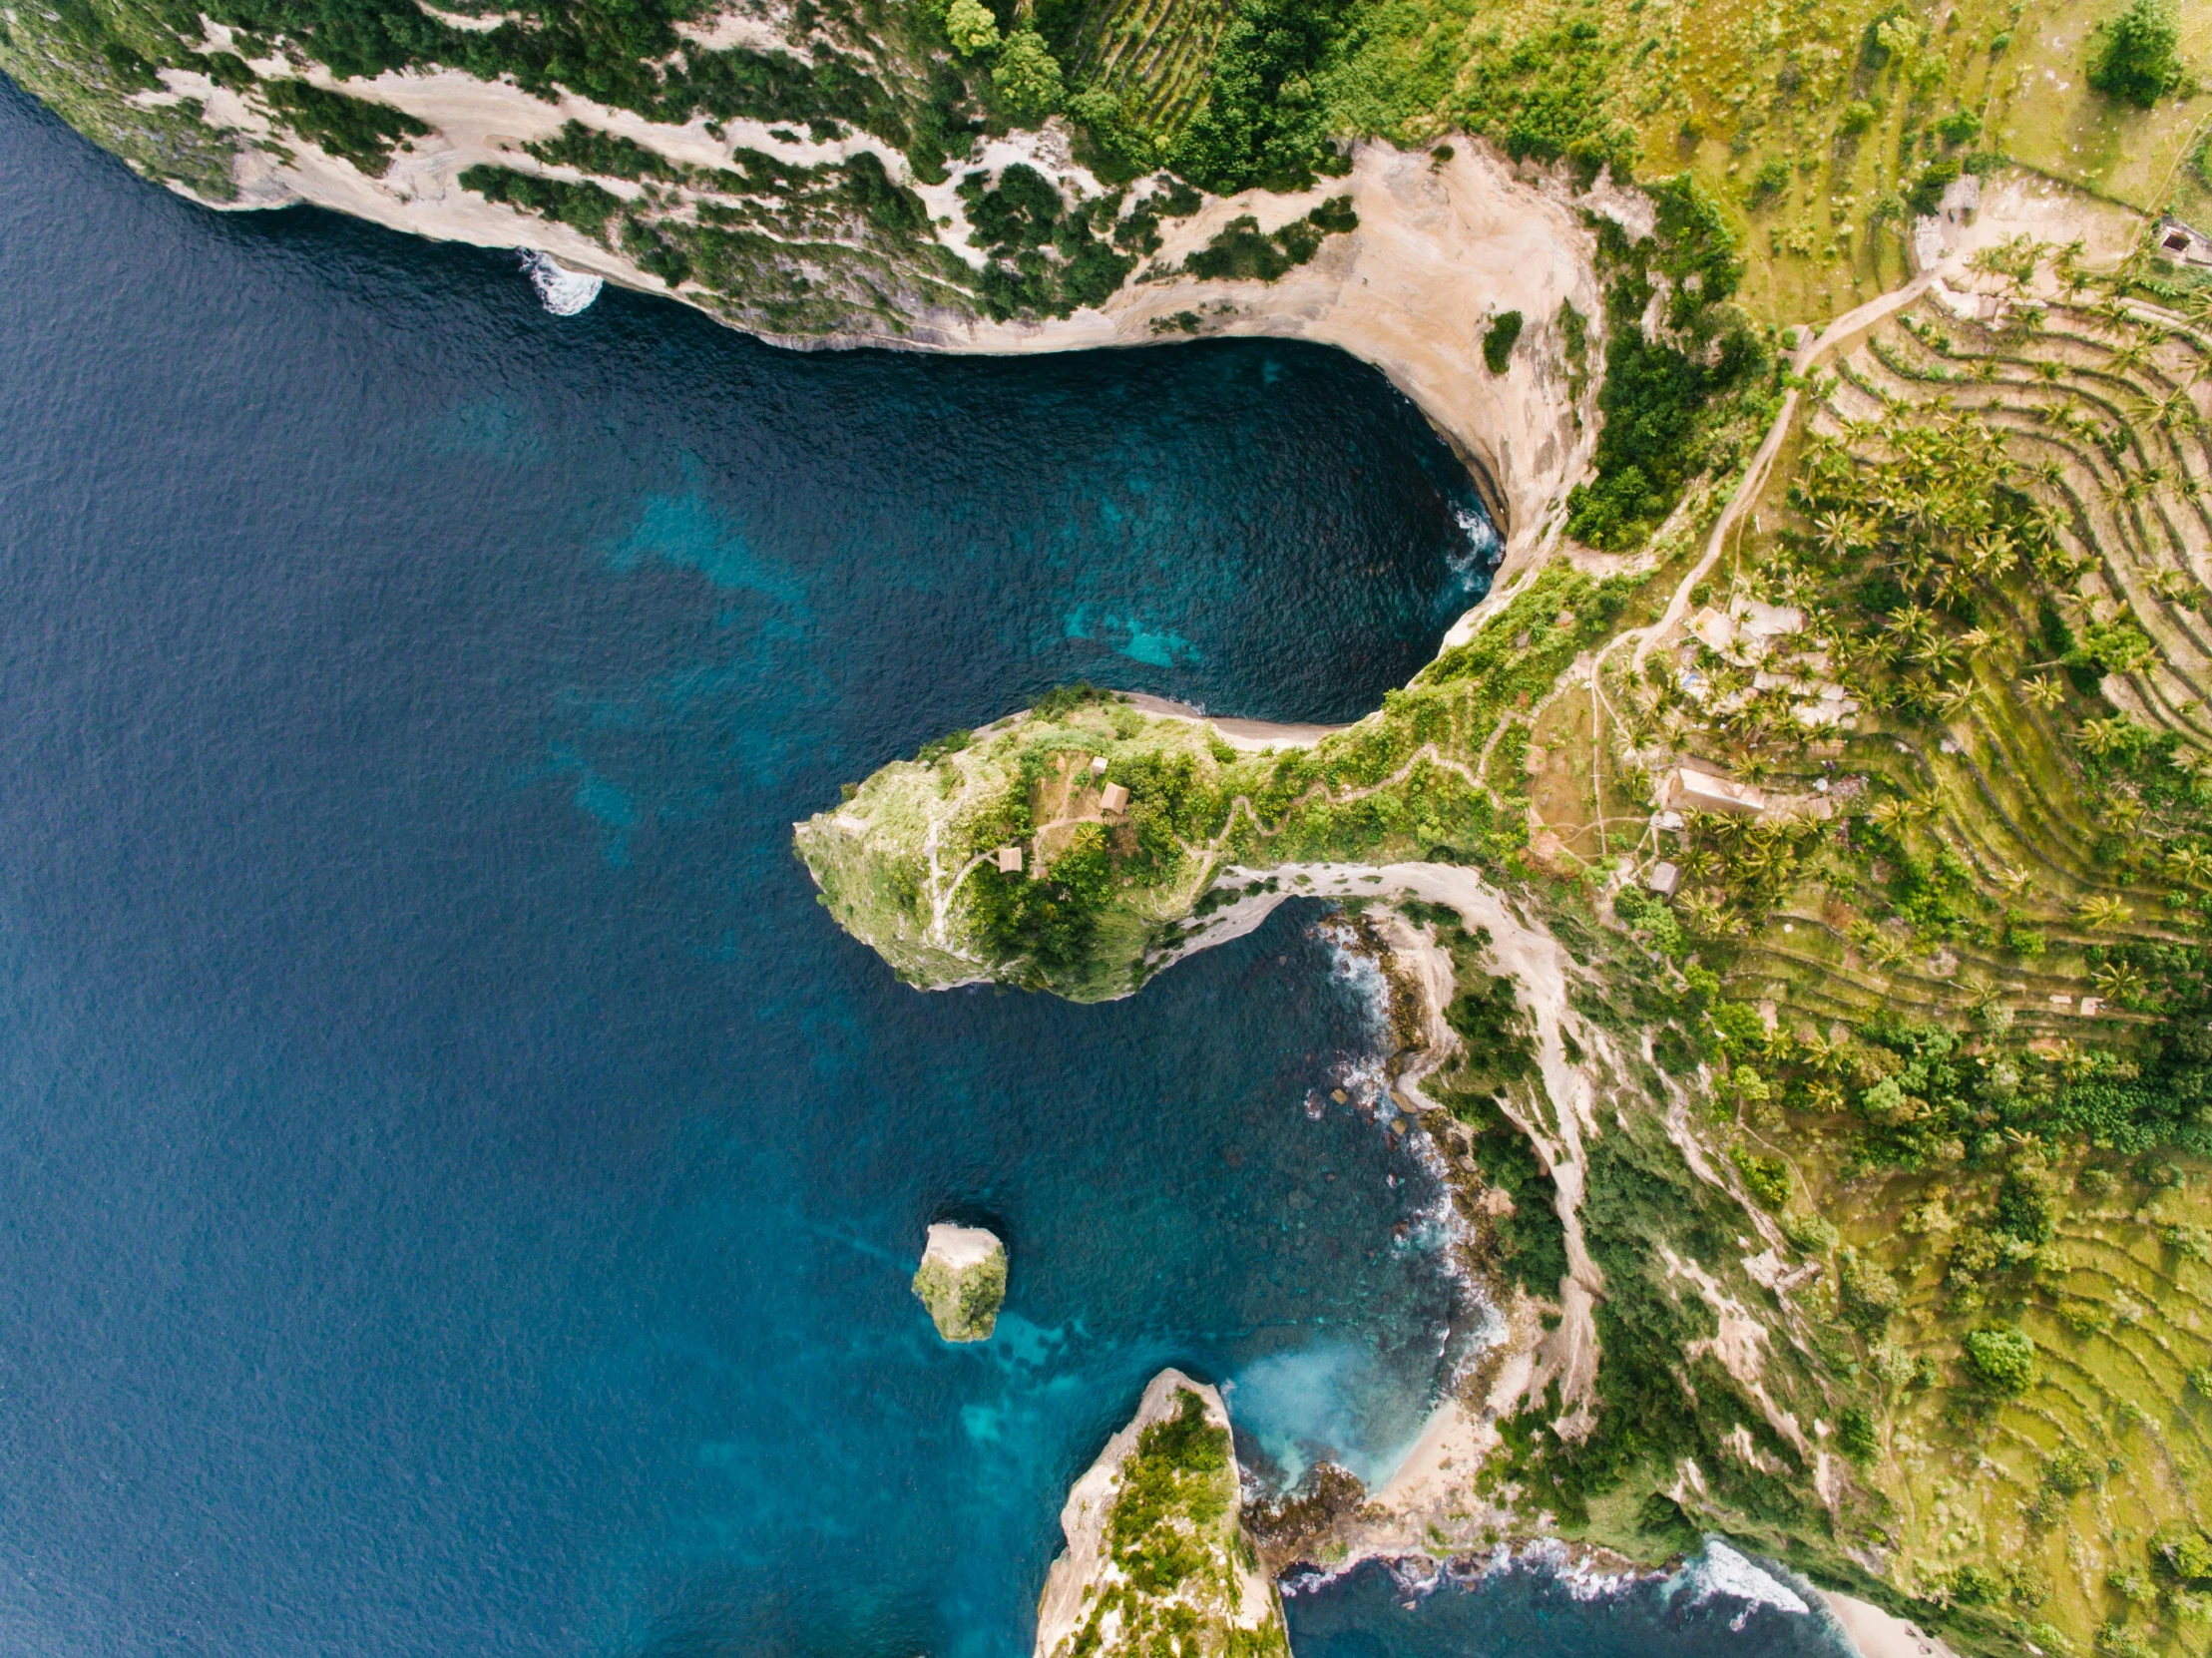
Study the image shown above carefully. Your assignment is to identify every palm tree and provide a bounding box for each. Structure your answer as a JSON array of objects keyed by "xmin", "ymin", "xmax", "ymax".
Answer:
[
  {"xmin": 2022, "ymin": 676, "xmax": 2065, "ymax": 712},
  {"xmin": 2142, "ymin": 388, "xmax": 2199, "ymax": 430},
  {"xmin": 2078, "ymin": 719, "xmax": 2127, "ymax": 757},
  {"xmin": 1996, "ymin": 864, "xmax": 2034, "ymax": 897},
  {"xmin": 1915, "ymin": 634, "xmax": 1968, "ymax": 676},
  {"xmin": 1811, "ymin": 511, "xmax": 1860, "ymax": 559},
  {"xmin": 1864, "ymin": 934, "xmax": 1913, "ymax": 970},
  {"xmin": 1868, "ymin": 797, "xmax": 1915, "ymax": 831},
  {"xmin": 2094, "ymin": 960, "xmax": 2149, "ymax": 1003},
  {"xmin": 2078, "ymin": 894, "xmax": 2132, "ymax": 929},
  {"xmin": 2166, "ymin": 843, "xmax": 2212, "ymax": 885},
  {"xmin": 1935, "ymin": 680, "xmax": 1980, "ymax": 718},
  {"xmin": 2109, "ymin": 338, "xmax": 2153, "ymax": 375}
]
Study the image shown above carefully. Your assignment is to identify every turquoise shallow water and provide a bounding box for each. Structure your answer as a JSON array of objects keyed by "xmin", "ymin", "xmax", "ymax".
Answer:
[{"xmin": 0, "ymin": 73, "xmax": 1858, "ymax": 1658}]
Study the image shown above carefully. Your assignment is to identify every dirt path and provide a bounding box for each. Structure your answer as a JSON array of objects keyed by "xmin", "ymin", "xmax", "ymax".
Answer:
[{"xmin": 1628, "ymin": 274, "xmax": 1936, "ymax": 673}]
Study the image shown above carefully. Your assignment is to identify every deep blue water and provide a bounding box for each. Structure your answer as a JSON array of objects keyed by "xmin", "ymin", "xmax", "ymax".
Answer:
[
  {"xmin": 0, "ymin": 75, "xmax": 1491, "ymax": 1658},
  {"xmin": 0, "ymin": 73, "xmax": 1857, "ymax": 1658}
]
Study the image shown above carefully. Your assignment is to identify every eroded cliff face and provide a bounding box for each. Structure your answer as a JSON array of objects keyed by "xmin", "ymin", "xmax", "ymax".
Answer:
[
  {"xmin": 1033, "ymin": 1370, "xmax": 1286, "ymax": 1658},
  {"xmin": 1, "ymin": 0, "xmax": 1612, "ymax": 569}
]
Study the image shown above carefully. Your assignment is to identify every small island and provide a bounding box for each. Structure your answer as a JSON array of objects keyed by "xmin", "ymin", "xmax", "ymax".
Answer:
[{"xmin": 911, "ymin": 1222, "xmax": 1007, "ymax": 1343}]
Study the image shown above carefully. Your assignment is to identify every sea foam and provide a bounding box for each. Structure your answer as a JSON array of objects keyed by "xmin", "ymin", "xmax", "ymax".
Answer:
[{"xmin": 522, "ymin": 250, "xmax": 604, "ymax": 315}]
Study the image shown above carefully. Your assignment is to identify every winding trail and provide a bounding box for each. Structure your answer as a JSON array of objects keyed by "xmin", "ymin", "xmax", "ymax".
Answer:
[{"xmin": 1629, "ymin": 275, "xmax": 1937, "ymax": 672}]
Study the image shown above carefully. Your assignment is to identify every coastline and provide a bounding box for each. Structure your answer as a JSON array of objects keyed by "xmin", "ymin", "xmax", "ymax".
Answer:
[
  {"xmin": 134, "ymin": 75, "xmax": 2157, "ymax": 1646},
  {"xmin": 156, "ymin": 58, "xmax": 1608, "ymax": 572},
  {"xmin": 1821, "ymin": 1592, "xmax": 1964, "ymax": 1658},
  {"xmin": 1117, "ymin": 692, "xmax": 1346, "ymax": 751}
]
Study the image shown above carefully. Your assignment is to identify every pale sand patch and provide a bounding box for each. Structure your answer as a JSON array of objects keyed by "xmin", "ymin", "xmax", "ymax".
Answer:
[
  {"xmin": 1922, "ymin": 167, "xmax": 2142, "ymax": 273},
  {"xmin": 414, "ymin": 2, "xmax": 518, "ymax": 31},
  {"xmin": 1119, "ymin": 692, "xmax": 1347, "ymax": 751},
  {"xmin": 920, "ymin": 1220, "xmax": 1001, "ymax": 1272},
  {"xmin": 1823, "ymin": 1591, "xmax": 1964, "ymax": 1658},
  {"xmin": 673, "ymin": 4, "xmax": 802, "ymax": 56}
]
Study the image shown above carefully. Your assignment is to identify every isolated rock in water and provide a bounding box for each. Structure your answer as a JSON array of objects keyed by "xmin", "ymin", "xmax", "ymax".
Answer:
[
  {"xmin": 911, "ymin": 1222, "xmax": 1006, "ymax": 1342},
  {"xmin": 1034, "ymin": 1369, "xmax": 1287, "ymax": 1658}
]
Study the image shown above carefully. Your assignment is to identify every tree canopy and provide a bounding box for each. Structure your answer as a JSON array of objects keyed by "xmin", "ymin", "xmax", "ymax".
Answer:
[{"xmin": 2087, "ymin": 0, "xmax": 2188, "ymax": 108}]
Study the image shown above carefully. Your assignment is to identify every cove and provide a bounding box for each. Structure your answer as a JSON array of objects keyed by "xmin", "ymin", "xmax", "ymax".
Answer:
[{"xmin": 0, "ymin": 75, "xmax": 1494, "ymax": 1658}]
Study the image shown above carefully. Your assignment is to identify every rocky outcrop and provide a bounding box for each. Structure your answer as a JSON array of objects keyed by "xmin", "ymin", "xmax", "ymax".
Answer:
[
  {"xmin": 911, "ymin": 1222, "xmax": 1007, "ymax": 1343},
  {"xmin": 1034, "ymin": 1369, "xmax": 1285, "ymax": 1658}
]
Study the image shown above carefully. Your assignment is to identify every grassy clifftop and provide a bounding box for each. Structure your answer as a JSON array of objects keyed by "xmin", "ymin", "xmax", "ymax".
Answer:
[{"xmin": 794, "ymin": 568, "xmax": 1632, "ymax": 999}]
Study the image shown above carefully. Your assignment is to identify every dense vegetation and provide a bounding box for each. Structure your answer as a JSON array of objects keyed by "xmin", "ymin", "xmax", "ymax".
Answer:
[
  {"xmin": 261, "ymin": 77, "xmax": 423, "ymax": 174},
  {"xmin": 1565, "ymin": 178, "xmax": 1775, "ymax": 550},
  {"xmin": 1181, "ymin": 196, "xmax": 1355, "ymax": 281}
]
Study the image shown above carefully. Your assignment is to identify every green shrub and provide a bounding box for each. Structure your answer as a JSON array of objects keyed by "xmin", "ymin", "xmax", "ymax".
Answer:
[
  {"xmin": 1031, "ymin": 681, "xmax": 1117, "ymax": 720},
  {"xmin": 1170, "ymin": 0, "xmax": 1350, "ymax": 194},
  {"xmin": 946, "ymin": 0, "xmax": 999, "ymax": 57},
  {"xmin": 262, "ymin": 78, "xmax": 427, "ymax": 176},
  {"xmin": 1935, "ymin": 107, "xmax": 1983, "ymax": 145},
  {"xmin": 1185, "ymin": 215, "xmax": 1294, "ymax": 282},
  {"xmin": 1745, "ymin": 155, "xmax": 1790, "ymax": 207},
  {"xmin": 1783, "ymin": 1211, "xmax": 1838, "ymax": 1253},
  {"xmin": 991, "ymin": 29, "xmax": 1064, "ymax": 122},
  {"xmin": 1732, "ymin": 1146, "xmax": 1792, "ymax": 1210},
  {"xmin": 1906, "ymin": 157, "xmax": 1962, "ymax": 215},
  {"xmin": 526, "ymin": 119, "xmax": 678, "ymax": 182},
  {"xmin": 1184, "ymin": 201, "xmax": 1354, "ymax": 282},
  {"xmin": 2087, "ymin": 0, "xmax": 2187, "ymax": 107},
  {"xmin": 2162, "ymin": 1531, "xmax": 2212, "ymax": 1582},
  {"xmin": 1838, "ymin": 1246, "xmax": 1902, "ymax": 1331},
  {"xmin": 458, "ymin": 164, "xmax": 624, "ymax": 240},
  {"xmin": 1067, "ymin": 85, "xmax": 1154, "ymax": 182},
  {"xmin": 1837, "ymin": 1406, "xmax": 1880, "ymax": 1461},
  {"xmin": 1482, "ymin": 310, "xmax": 1524, "ymax": 373},
  {"xmin": 1963, "ymin": 1325, "xmax": 2035, "ymax": 1393},
  {"xmin": 840, "ymin": 150, "xmax": 930, "ymax": 238},
  {"xmin": 2045, "ymin": 1442, "xmax": 2102, "ymax": 1494}
]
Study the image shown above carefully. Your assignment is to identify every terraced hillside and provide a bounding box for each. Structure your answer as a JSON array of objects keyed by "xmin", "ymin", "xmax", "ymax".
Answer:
[
  {"xmin": 1573, "ymin": 237, "xmax": 2212, "ymax": 1656},
  {"xmin": 1049, "ymin": 0, "xmax": 1235, "ymax": 142}
]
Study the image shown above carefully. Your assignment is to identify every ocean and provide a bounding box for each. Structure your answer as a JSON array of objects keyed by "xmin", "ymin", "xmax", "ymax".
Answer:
[{"xmin": 0, "ymin": 74, "xmax": 1857, "ymax": 1658}]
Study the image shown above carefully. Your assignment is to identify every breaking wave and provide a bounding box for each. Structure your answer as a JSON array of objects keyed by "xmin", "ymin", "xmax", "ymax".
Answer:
[{"xmin": 522, "ymin": 250, "xmax": 604, "ymax": 316}]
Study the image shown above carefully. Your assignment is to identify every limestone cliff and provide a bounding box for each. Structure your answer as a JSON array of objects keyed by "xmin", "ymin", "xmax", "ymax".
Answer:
[
  {"xmin": 1034, "ymin": 1370, "xmax": 1284, "ymax": 1658},
  {"xmin": 912, "ymin": 1221, "xmax": 1006, "ymax": 1342}
]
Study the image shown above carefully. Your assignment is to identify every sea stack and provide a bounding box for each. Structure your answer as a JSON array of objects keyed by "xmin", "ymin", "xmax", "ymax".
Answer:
[
  {"xmin": 911, "ymin": 1222, "xmax": 1007, "ymax": 1343},
  {"xmin": 1034, "ymin": 1369, "xmax": 1286, "ymax": 1658}
]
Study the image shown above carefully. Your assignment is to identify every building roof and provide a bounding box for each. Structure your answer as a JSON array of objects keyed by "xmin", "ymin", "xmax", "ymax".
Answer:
[{"xmin": 1663, "ymin": 766, "xmax": 1767, "ymax": 817}]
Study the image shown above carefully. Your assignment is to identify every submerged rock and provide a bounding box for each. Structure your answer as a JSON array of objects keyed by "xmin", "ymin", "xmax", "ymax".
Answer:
[
  {"xmin": 1035, "ymin": 1369, "xmax": 1287, "ymax": 1658},
  {"xmin": 911, "ymin": 1222, "xmax": 1007, "ymax": 1342}
]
